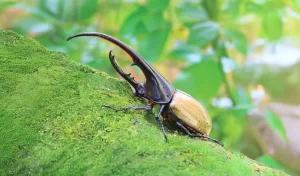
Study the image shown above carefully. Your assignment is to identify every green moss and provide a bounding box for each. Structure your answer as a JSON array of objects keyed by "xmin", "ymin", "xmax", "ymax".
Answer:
[{"xmin": 0, "ymin": 30, "xmax": 287, "ymax": 175}]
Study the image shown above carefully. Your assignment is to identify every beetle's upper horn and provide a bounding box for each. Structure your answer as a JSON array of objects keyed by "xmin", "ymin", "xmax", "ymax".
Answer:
[
  {"xmin": 67, "ymin": 33, "xmax": 140, "ymax": 89},
  {"xmin": 67, "ymin": 32, "xmax": 175, "ymax": 104}
]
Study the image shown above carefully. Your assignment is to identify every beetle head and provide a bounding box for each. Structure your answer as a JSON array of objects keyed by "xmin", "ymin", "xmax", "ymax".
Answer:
[{"xmin": 136, "ymin": 83, "xmax": 146, "ymax": 96}]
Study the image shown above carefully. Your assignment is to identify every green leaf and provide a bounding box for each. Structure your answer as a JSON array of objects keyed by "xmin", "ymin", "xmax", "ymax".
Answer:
[
  {"xmin": 188, "ymin": 22, "xmax": 219, "ymax": 47},
  {"xmin": 232, "ymin": 88, "xmax": 252, "ymax": 106},
  {"xmin": 143, "ymin": 12, "xmax": 166, "ymax": 32},
  {"xmin": 202, "ymin": 0, "xmax": 220, "ymax": 21},
  {"xmin": 224, "ymin": 28, "xmax": 248, "ymax": 54},
  {"xmin": 139, "ymin": 24, "xmax": 171, "ymax": 63},
  {"xmin": 174, "ymin": 59, "xmax": 223, "ymax": 102},
  {"xmin": 0, "ymin": 1, "xmax": 17, "ymax": 11},
  {"xmin": 147, "ymin": 0, "xmax": 169, "ymax": 12},
  {"xmin": 291, "ymin": 0, "xmax": 300, "ymax": 12},
  {"xmin": 216, "ymin": 40, "xmax": 228, "ymax": 58},
  {"xmin": 232, "ymin": 88, "xmax": 253, "ymax": 114},
  {"xmin": 15, "ymin": 3, "xmax": 58, "ymax": 24},
  {"xmin": 262, "ymin": 11, "xmax": 282, "ymax": 41},
  {"xmin": 168, "ymin": 43, "xmax": 201, "ymax": 64},
  {"xmin": 176, "ymin": 3, "xmax": 208, "ymax": 24},
  {"xmin": 256, "ymin": 155, "xmax": 286, "ymax": 170},
  {"xmin": 78, "ymin": 0, "xmax": 98, "ymax": 20},
  {"xmin": 223, "ymin": 0, "xmax": 242, "ymax": 18},
  {"xmin": 264, "ymin": 111, "xmax": 287, "ymax": 141},
  {"xmin": 37, "ymin": 0, "xmax": 57, "ymax": 17},
  {"xmin": 119, "ymin": 8, "xmax": 146, "ymax": 37},
  {"xmin": 36, "ymin": 0, "xmax": 97, "ymax": 22},
  {"xmin": 245, "ymin": 2, "xmax": 264, "ymax": 14}
]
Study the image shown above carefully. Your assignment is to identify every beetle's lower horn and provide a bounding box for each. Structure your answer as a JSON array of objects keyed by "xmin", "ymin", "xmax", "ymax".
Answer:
[{"xmin": 108, "ymin": 50, "xmax": 139, "ymax": 88}]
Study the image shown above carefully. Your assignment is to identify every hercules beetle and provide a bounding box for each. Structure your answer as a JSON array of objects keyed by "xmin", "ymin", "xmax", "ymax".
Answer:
[{"xmin": 67, "ymin": 32, "xmax": 223, "ymax": 147}]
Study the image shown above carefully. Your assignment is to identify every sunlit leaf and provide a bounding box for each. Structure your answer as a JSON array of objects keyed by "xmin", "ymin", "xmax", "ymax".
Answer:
[
  {"xmin": 147, "ymin": 0, "xmax": 169, "ymax": 12},
  {"xmin": 119, "ymin": 8, "xmax": 146, "ymax": 37},
  {"xmin": 0, "ymin": 1, "xmax": 17, "ymax": 11},
  {"xmin": 216, "ymin": 40, "xmax": 228, "ymax": 58},
  {"xmin": 223, "ymin": 0, "xmax": 242, "ymax": 18},
  {"xmin": 58, "ymin": 0, "xmax": 79, "ymax": 22},
  {"xmin": 174, "ymin": 59, "xmax": 223, "ymax": 102},
  {"xmin": 245, "ymin": 1, "xmax": 264, "ymax": 13},
  {"xmin": 222, "ymin": 114, "xmax": 245, "ymax": 146},
  {"xmin": 232, "ymin": 88, "xmax": 252, "ymax": 106},
  {"xmin": 224, "ymin": 28, "xmax": 248, "ymax": 54},
  {"xmin": 35, "ymin": 0, "xmax": 97, "ymax": 22},
  {"xmin": 291, "ymin": 0, "xmax": 300, "ymax": 12},
  {"xmin": 143, "ymin": 13, "xmax": 166, "ymax": 32},
  {"xmin": 169, "ymin": 43, "xmax": 201, "ymax": 64},
  {"xmin": 176, "ymin": 3, "xmax": 207, "ymax": 24},
  {"xmin": 202, "ymin": 0, "xmax": 220, "ymax": 21},
  {"xmin": 78, "ymin": 0, "xmax": 98, "ymax": 20},
  {"xmin": 37, "ymin": 0, "xmax": 57, "ymax": 17},
  {"xmin": 15, "ymin": 3, "xmax": 58, "ymax": 23},
  {"xmin": 264, "ymin": 111, "xmax": 287, "ymax": 141},
  {"xmin": 232, "ymin": 88, "xmax": 253, "ymax": 114},
  {"xmin": 139, "ymin": 24, "xmax": 171, "ymax": 63},
  {"xmin": 262, "ymin": 11, "xmax": 282, "ymax": 41},
  {"xmin": 37, "ymin": 0, "xmax": 75, "ymax": 22},
  {"xmin": 256, "ymin": 155, "xmax": 286, "ymax": 170},
  {"xmin": 88, "ymin": 57, "xmax": 114, "ymax": 75},
  {"xmin": 188, "ymin": 21, "xmax": 219, "ymax": 47}
]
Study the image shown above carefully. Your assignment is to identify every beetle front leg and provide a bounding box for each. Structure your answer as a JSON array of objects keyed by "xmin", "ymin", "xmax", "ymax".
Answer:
[
  {"xmin": 102, "ymin": 104, "xmax": 153, "ymax": 112},
  {"xmin": 175, "ymin": 122, "xmax": 224, "ymax": 147}
]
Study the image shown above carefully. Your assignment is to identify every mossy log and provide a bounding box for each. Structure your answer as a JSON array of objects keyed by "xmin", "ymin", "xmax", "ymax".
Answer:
[{"xmin": 0, "ymin": 31, "xmax": 287, "ymax": 175}]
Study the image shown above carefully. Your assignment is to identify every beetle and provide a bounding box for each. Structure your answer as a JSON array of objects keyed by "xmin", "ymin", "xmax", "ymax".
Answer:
[{"xmin": 67, "ymin": 32, "xmax": 223, "ymax": 147}]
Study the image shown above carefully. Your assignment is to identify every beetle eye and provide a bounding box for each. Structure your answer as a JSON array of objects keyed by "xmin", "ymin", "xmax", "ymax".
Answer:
[
  {"xmin": 137, "ymin": 84, "xmax": 145, "ymax": 95},
  {"xmin": 138, "ymin": 88, "xmax": 145, "ymax": 95}
]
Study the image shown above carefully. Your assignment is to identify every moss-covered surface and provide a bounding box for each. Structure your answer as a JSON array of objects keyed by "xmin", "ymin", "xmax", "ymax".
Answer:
[{"xmin": 0, "ymin": 30, "xmax": 287, "ymax": 175}]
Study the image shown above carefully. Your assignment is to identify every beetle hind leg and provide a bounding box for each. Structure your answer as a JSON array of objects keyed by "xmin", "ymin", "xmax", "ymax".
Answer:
[
  {"xmin": 175, "ymin": 122, "xmax": 198, "ymax": 137},
  {"xmin": 175, "ymin": 122, "xmax": 224, "ymax": 147}
]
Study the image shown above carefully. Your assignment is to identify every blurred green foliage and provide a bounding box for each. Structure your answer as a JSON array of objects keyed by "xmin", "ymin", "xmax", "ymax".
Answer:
[
  {"xmin": 1, "ymin": 0, "xmax": 300, "ymax": 174},
  {"xmin": 264, "ymin": 111, "xmax": 288, "ymax": 141}
]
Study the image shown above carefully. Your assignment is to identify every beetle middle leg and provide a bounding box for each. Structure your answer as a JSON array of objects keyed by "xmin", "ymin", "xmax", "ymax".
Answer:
[{"xmin": 176, "ymin": 122, "xmax": 224, "ymax": 147}]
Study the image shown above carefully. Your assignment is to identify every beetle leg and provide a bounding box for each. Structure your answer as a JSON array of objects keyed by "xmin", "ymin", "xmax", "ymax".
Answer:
[
  {"xmin": 102, "ymin": 104, "xmax": 152, "ymax": 112},
  {"xmin": 156, "ymin": 105, "xmax": 169, "ymax": 143},
  {"xmin": 175, "ymin": 122, "xmax": 198, "ymax": 137},
  {"xmin": 175, "ymin": 122, "xmax": 224, "ymax": 147}
]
